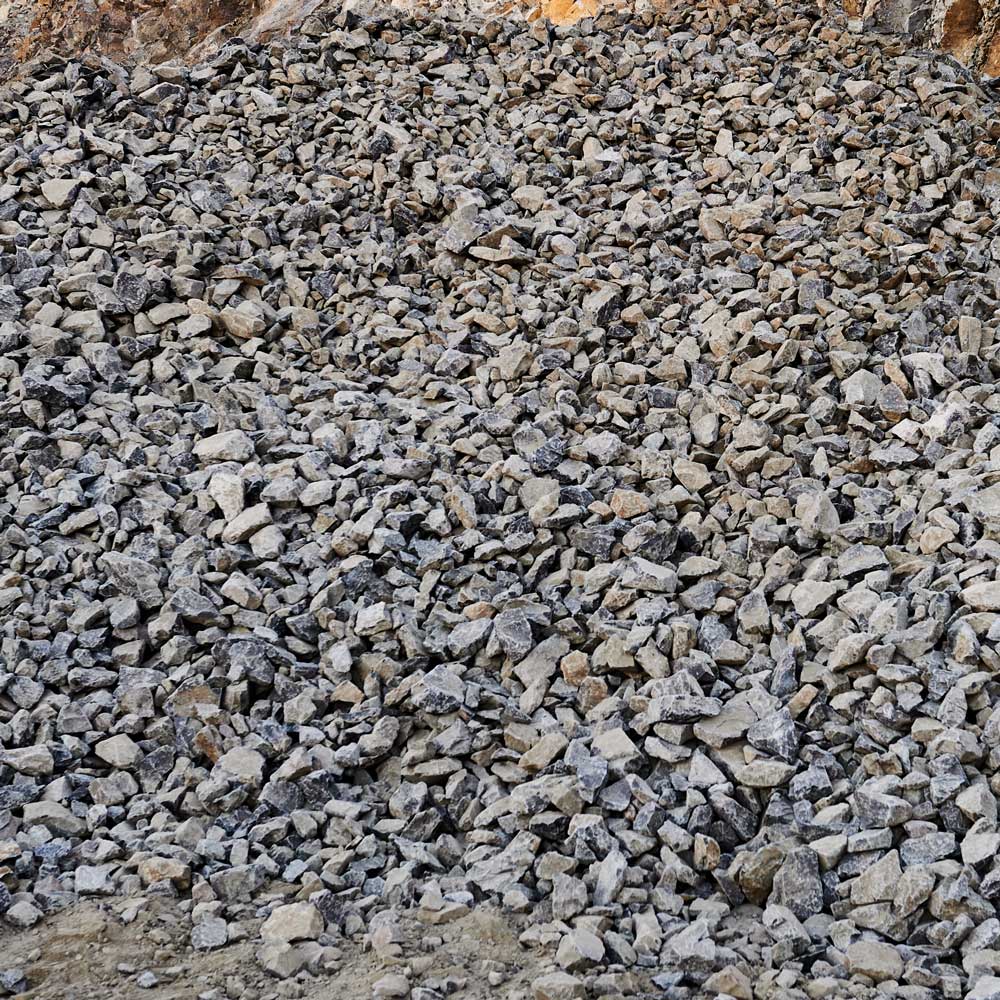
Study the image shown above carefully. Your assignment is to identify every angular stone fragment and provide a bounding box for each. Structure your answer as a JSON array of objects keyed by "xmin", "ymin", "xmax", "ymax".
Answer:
[
  {"xmin": 260, "ymin": 903, "xmax": 323, "ymax": 944},
  {"xmin": 747, "ymin": 708, "xmax": 799, "ymax": 762},
  {"xmin": 846, "ymin": 940, "xmax": 903, "ymax": 982},
  {"xmin": 532, "ymin": 973, "xmax": 584, "ymax": 1000},
  {"xmin": 41, "ymin": 178, "xmax": 82, "ymax": 207},
  {"xmin": 221, "ymin": 504, "xmax": 272, "ymax": 543},
  {"xmin": 258, "ymin": 943, "xmax": 310, "ymax": 978},
  {"xmin": 138, "ymin": 857, "xmax": 191, "ymax": 889},
  {"xmin": 21, "ymin": 802, "xmax": 86, "ymax": 837},
  {"xmin": 0, "ymin": 746, "xmax": 54, "ymax": 776},
  {"xmin": 851, "ymin": 851, "xmax": 901, "ymax": 904},
  {"xmin": 95, "ymin": 734, "xmax": 142, "ymax": 768},
  {"xmin": 791, "ymin": 580, "xmax": 840, "ymax": 616},
  {"xmin": 467, "ymin": 832, "xmax": 540, "ymax": 894},
  {"xmin": 193, "ymin": 430, "xmax": 255, "ymax": 463},
  {"xmin": 191, "ymin": 917, "xmax": 228, "ymax": 951},
  {"xmin": 4, "ymin": 902, "xmax": 42, "ymax": 929},
  {"xmin": 551, "ymin": 874, "xmax": 588, "ymax": 921},
  {"xmin": 593, "ymin": 850, "xmax": 627, "ymax": 906},
  {"xmin": 737, "ymin": 760, "xmax": 796, "ymax": 787},
  {"xmin": 519, "ymin": 732, "xmax": 568, "ymax": 773},
  {"xmin": 556, "ymin": 927, "xmax": 604, "ymax": 970},
  {"xmin": 0, "ymin": 969, "xmax": 27, "ymax": 995},
  {"xmin": 98, "ymin": 553, "xmax": 163, "ymax": 608},
  {"xmin": 963, "ymin": 581, "xmax": 1000, "ymax": 611},
  {"xmin": 769, "ymin": 847, "xmax": 823, "ymax": 920},
  {"xmin": 969, "ymin": 977, "xmax": 1000, "ymax": 1000}
]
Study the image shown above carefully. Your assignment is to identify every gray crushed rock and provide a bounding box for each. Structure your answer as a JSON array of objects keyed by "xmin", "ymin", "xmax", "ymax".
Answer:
[{"xmin": 2, "ymin": 1, "xmax": 1000, "ymax": 999}]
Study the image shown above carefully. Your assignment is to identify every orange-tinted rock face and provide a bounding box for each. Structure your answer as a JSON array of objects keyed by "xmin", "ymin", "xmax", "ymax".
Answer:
[
  {"xmin": 987, "ymin": 31, "xmax": 1000, "ymax": 71},
  {"xmin": 941, "ymin": 0, "xmax": 985, "ymax": 63},
  {"xmin": 534, "ymin": 0, "xmax": 600, "ymax": 24}
]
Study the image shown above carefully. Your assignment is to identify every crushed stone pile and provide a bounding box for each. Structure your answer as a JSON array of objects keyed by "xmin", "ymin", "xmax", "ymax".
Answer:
[{"xmin": 3, "ymin": 1, "xmax": 1000, "ymax": 998}]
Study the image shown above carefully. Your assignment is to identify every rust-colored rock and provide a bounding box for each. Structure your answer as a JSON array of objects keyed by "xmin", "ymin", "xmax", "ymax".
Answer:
[
  {"xmin": 942, "ymin": 0, "xmax": 985, "ymax": 61},
  {"xmin": 844, "ymin": 0, "xmax": 1000, "ymax": 72},
  {"xmin": 9, "ymin": 0, "xmax": 254, "ymax": 68}
]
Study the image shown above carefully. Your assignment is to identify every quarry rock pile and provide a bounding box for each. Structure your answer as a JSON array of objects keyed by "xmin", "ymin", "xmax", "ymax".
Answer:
[{"xmin": 2, "ymin": 1, "xmax": 1000, "ymax": 997}]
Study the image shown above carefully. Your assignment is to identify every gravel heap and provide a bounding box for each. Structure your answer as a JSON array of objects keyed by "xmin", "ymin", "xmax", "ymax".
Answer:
[{"xmin": 3, "ymin": 2, "xmax": 1000, "ymax": 998}]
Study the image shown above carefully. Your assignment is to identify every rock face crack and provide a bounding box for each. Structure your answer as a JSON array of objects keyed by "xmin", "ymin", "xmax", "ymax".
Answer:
[{"xmin": 2, "ymin": 1, "xmax": 1000, "ymax": 997}]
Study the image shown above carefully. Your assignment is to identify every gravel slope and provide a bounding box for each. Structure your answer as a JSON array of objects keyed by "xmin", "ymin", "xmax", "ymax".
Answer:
[{"xmin": 3, "ymin": 2, "xmax": 1000, "ymax": 999}]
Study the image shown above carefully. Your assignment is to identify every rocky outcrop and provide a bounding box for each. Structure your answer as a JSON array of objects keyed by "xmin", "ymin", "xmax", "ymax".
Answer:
[
  {"xmin": 2, "ymin": 0, "xmax": 1000, "ymax": 75},
  {"xmin": 847, "ymin": 0, "xmax": 1000, "ymax": 74}
]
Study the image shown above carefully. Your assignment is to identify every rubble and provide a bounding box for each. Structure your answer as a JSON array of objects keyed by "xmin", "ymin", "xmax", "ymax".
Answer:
[{"xmin": 2, "ymin": 0, "xmax": 1000, "ymax": 997}]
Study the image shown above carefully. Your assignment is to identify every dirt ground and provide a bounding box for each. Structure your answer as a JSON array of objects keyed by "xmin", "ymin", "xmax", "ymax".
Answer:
[{"xmin": 0, "ymin": 897, "xmax": 550, "ymax": 1000}]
